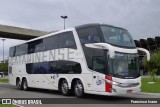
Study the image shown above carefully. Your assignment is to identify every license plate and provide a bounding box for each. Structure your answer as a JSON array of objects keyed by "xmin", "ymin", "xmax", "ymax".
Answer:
[{"xmin": 127, "ymin": 90, "xmax": 132, "ymax": 93}]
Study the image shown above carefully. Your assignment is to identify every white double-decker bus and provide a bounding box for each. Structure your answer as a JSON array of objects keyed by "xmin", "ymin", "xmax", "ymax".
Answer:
[{"xmin": 9, "ymin": 23, "xmax": 150, "ymax": 97}]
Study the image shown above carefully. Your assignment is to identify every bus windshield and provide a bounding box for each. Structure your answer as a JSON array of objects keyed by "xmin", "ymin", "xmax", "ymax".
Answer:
[
  {"xmin": 100, "ymin": 25, "xmax": 136, "ymax": 48},
  {"xmin": 108, "ymin": 53, "xmax": 140, "ymax": 78}
]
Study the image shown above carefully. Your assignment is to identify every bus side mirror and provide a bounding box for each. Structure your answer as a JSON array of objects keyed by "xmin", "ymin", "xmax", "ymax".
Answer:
[
  {"xmin": 85, "ymin": 43, "xmax": 115, "ymax": 58},
  {"xmin": 137, "ymin": 48, "xmax": 150, "ymax": 61}
]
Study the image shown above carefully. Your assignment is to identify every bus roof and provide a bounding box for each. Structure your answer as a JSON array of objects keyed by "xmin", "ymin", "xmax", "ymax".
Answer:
[
  {"xmin": 10, "ymin": 28, "xmax": 75, "ymax": 48},
  {"xmin": 75, "ymin": 23, "xmax": 127, "ymax": 31},
  {"xmin": 10, "ymin": 23, "xmax": 127, "ymax": 48}
]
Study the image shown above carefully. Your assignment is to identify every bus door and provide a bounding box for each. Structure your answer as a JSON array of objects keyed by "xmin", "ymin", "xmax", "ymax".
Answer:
[{"xmin": 92, "ymin": 56, "xmax": 105, "ymax": 92}]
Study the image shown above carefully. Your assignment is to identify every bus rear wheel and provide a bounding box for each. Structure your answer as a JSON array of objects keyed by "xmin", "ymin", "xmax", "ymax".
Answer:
[
  {"xmin": 22, "ymin": 78, "xmax": 29, "ymax": 91},
  {"xmin": 74, "ymin": 80, "xmax": 84, "ymax": 97},
  {"xmin": 16, "ymin": 79, "xmax": 22, "ymax": 90},
  {"xmin": 60, "ymin": 79, "xmax": 70, "ymax": 96}
]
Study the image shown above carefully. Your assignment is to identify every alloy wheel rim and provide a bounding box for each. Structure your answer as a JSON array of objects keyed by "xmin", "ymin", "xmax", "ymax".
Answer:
[
  {"xmin": 75, "ymin": 82, "xmax": 82, "ymax": 95},
  {"xmin": 23, "ymin": 81, "xmax": 27, "ymax": 89},
  {"xmin": 18, "ymin": 81, "xmax": 21, "ymax": 88},
  {"xmin": 62, "ymin": 82, "xmax": 68, "ymax": 93}
]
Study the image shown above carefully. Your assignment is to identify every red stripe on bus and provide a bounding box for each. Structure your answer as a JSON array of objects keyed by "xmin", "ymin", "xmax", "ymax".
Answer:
[{"xmin": 105, "ymin": 75, "xmax": 112, "ymax": 93}]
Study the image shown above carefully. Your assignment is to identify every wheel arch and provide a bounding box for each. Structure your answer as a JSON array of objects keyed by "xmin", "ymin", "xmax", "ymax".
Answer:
[
  {"xmin": 71, "ymin": 77, "xmax": 85, "ymax": 91},
  {"xmin": 21, "ymin": 76, "xmax": 29, "ymax": 87},
  {"xmin": 58, "ymin": 77, "xmax": 70, "ymax": 90},
  {"xmin": 16, "ymin": 77, "xmax": 21, "ymax": 85}
]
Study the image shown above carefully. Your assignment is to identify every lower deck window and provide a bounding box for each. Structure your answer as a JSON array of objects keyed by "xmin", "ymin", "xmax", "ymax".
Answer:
[{"xmin": 26, "ymin": 60, "xmax": 81, "ymax": 74}]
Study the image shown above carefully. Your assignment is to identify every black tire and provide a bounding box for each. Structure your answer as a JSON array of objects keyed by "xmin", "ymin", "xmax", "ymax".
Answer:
[
  {"xmin": 22, "ymin": 78, "xmax": 29, "ymax": 91},
  {"xmin": 74, "ymin": 80, "xmax": 84, "ymax": 97},
  {"xmin": 60, "ymin": 79, "xmax": 70, "ymax": 96},
  {"xmin": 16, "ymin": 79, "xmax": 22, "ymax": 90}
]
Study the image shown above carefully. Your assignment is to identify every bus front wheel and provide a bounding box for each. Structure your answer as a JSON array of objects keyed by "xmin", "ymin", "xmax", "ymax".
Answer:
[{"xmin": 74, "ymin": 80, "xmax": 84, "ymax": 97}]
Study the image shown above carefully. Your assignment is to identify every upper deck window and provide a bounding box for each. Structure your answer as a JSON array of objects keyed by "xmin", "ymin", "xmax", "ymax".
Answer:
[
  {"xmin": 9, "ymin": 47, "xmax": 16, "ymax": 57},
  {"xmin": 76, "ymin": 27, "xmax": 101, "ymax": 44},
  {"xmin": 100, "ymin": 25, "xmax": 136, "ymax": 48}
]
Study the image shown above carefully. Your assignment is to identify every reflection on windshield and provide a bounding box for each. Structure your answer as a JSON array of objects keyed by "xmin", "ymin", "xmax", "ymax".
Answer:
[
  {"xmin": 109, "ymin": 53, "xmax": 139, "ymax": 78},
  {"xmin": 100, "ymin": 26, "xmax": 136, "ymax": 47}
]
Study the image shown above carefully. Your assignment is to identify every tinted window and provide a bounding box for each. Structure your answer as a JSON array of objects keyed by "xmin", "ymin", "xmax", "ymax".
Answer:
[
  {"xmin": 26, "ymin": 62, "xmax": 49, "ymax": 74},
  {"xmin": 59, "ymin": 32, "xmax": 77, "ymax": 49},
  {"xmin": 100, "ymin": 26, "xmax": 136, "ymax": 48},
  {"xmin": 93, "ymin": 56, "xmax": 105, "ymax": 73},
  {"xmin": 82, "ymin": 48, "xmax": 106, "ymax": 73},
  {"xmin": 33, "ymin": 62, "xmax": 49, "ymax": 74},
  {"xmin": 15, "ymin": 46, "xmax": 19, "ymax": 56},
  {"xmin": 83, "ymin": 47, "xmax": 95, "ymax": 70},
  {"xmin": 28, "ymin": 39, "xmax": 44, "ymax": 54},
  {"xmin": 15, "ymin": 44, "xmax": 28, "ymax": 56},
  {"xmin": 26, "ymin": 60, "xmax": 81, "ymax": 74},
  {"xmin": 44, "ymin": 35, "xmax": 59, "ymax": 50},
  {"xmin": 56, "ymin": 60, "xmax": 81, "ymax": 74},
  {"xmin": 26, "ymin": 63, "xmax": 32, "ymax": 74},
  {"xmin": 77, "ymin": 45, "xmax": 106, "ymax": 74},
  {"xmin": 49, "ymin": 61, "xmax": 57, "ymax": 74},
  {"xmin": 35, "ymin": 42, "xmax": 45, "ymax": 52},
  {"xmin": 9, "ymin": 47, "xmax": 16, "ymax": 57},
  {"xmin": 76, "ymin": 27, "xmax": 105, "ymax": 74},
  {"xmin": 76, "ymin": 27, "xmax": 101, "ymax": 44}
]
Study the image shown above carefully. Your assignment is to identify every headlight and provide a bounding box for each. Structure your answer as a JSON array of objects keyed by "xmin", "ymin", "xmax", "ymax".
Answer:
[
  {"xmin": 111, "ymin": 81, "xmax": 120, "ymax": 86},
  {"xmin": 105, "ymin": 79, "xmax": 120, "ymax": 86},
  {"xmin": 105, "ymin": 79, "xmax": 139, "ymax": 87}
]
